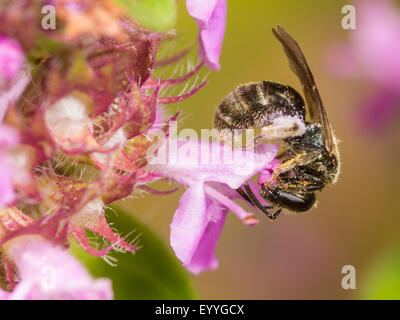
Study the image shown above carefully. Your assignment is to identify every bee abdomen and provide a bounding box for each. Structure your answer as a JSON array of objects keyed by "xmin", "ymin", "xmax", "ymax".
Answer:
[{"xmin": 213, "ymin": 81, "xmax": 306, "ymax": 130}]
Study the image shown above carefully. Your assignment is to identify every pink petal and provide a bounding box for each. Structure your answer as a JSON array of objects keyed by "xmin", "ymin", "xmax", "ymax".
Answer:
[
  {"xmin": 171, "ymin": 184, "xmax": 230, "ymax": 273},
  {"xmin": 0, "ymin": 36, "xmax": 24, "ymax": 86},
  {"xmin": 358, "ymin": 88, "xmax": 400, "ymax": 133},
  {"xmin": 170, "ymin": 183, "xmax": 209, "ymax": 265},
  {"xmin": 187, "ymin": 0, "xmax": 226, "ymax": 70},
  {"xmin": 186, "ymin": 0, "xmax": 219, "ymax": 29},
  {"xmin": 0, "ymin": 72, "xmax": 29, "ymax": 121},
  {"xmin": 327, "ymin": 0, "xmax": 400, "ymax": 132},
  {"xmin": 5, "ymin": 237, "xmax": 113, "ymax": 300},
  {"xmin": 0, "ymin": 289, "xmax": 10, "ymax": 299},
  {"xmin": 0, "ymin": 124, "xmax": 20, "ymax": 148},
  {"xmin": 145, "ymin": 139, "xmax": 279, "ymax": 190},
  {"xmin": 258, "ymin": 158, "xmax": 280, "ymax": 185},
  {"xmin": 0, "ymin": 157, "xmax": 15, "ymax": 206},
  {"xmin": 204, "ymin": 184, "xmax": 257, "ymax": 225},
  {"xmin": 184, "ymin": 199, "xmax": 227, "ymax": 274},
  {"xmin": 152, "ymin": 140, "xmax": 279, "ymax": 271},
  {"xmin": 170, "ymin": 182, "xmax": 259, "ymax": 272},
  {"xmin": 147, "ymin": 139, "xmax": 278, "ymax": 272},
  {"xmin": 0, "ymin": 125, "xmax": 19, "ymax": 206},
  {"xmin": 353, "ymin": 0, "xmax": 400, "ymax": 89}
]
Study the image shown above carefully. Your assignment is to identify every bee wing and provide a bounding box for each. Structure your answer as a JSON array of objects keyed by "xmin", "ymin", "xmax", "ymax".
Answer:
[{"xmin": 272, "ymin": 25, "xmax": 335, "ymax": 154}]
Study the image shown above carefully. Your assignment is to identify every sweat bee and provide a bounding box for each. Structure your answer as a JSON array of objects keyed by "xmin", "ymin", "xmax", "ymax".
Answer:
[{"xmin": 213, "ymin": 25, "xmax": 340, "ymax": 220}]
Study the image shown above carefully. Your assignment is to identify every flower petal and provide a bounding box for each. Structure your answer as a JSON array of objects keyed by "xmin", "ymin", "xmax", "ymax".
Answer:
[
  {"xmin": 0, "ymin": 72, "xmax": 29, "ymax": 121},
  {"xmin": 354, "ymin": 0, "xmax": 400, "ymax": 90},
  {"xmin": 187, "ymin": 0, "xmax": 226, "ymax": 70},
  {"xmin": 204, "ymin": 184, "xmax": 257, "ymax": 225},
  {"xmin": 0, "ymin": 124, "xmax": 19, "ymax": 148},
  {"xmin": 359, "ymin": 88, "xmax": 400, "ymax": 132},
  {"xmin": 0, "ymin": 36, "xmax": 24, "ymax": 86},
  {"xmin": 170, "ymin": 183, "xmax": 209, "ymax": 265},
  {"xmin": 0, "ymin": 125, "xmax": 20, "ymax": 206},
  {"xmin": 186, "ymin": 0, "xmax": 219, "ymax": 29},
  {"xmin": 184, "ymin": 198, "xmax": 227, "ymax": 274},
  {"xmin": 5, "ymin": 237, "xmax": 113, "ymax": 300},
  {"xmin": 145, "ymin": 139, "xmax": 279, "ymax": 189},
  {"xmin": 198, "ymin": 0, "xmax": 226, "ymax": 70},
  {"xmin": 0, "ymin": 157, "xmax": 15, "ymax": 207}
]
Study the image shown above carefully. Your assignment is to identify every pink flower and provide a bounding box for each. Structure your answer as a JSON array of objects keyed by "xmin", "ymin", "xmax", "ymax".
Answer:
[
  {"xmin": 0, "ymin": 36, "xmax": 27, "ymax": 121},
  {"xmin": 1, "ymin": 236, "xmax": 112, "ymax": 300},
  {"xmin": 186, "ymin": 0, "xmax": 227, "ymax": 70},
  {"xmin": 327, "ymin": 0, "xmax": 400, "ymax": 132},
  {"xmin": 145, "ymin": 139, "xmax": 278, "ymax": 273},
  {"xmin": 0, "ymin": 125, "xmax": 19, "ymax": 207},
  {"xmin": 0, "ymin": 36, "xmax": 24, "ymax": 87},
  {"xmin": 0, "ymin": 4, "xmax": 210, "ymax": 270}
]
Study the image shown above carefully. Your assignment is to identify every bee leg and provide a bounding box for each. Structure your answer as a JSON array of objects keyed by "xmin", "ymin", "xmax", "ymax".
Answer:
[
  {"xmin": 263, "ymin": 154, "xmax": 303, "ymax": 187},
  {"xmin": 237, "ymin": 183, "xmax": 272, "ymax": 213},
  {"xmin": 238, "ymin": 183, "xmax": 282, "ymax": 221},
  {"xmin": 266, "ymin": 151, "xmax": 321, "ymax": 185},
  {"xmin": 270, "ymin": 208, "xmax": 282, "ymax": 220},
  {"xmin": 236, "ymin": 187, "xmax": 254, "ymax": 205}
]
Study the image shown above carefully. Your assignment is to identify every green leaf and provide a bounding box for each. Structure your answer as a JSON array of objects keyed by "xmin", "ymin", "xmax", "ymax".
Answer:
[
  {"xmin": 115, "ymin": 0, "xmax": 177, "ymax": 32},
  {"xmin": 362, "ymin": 246, "xmax": 400, "ymax": 299},
  {"xmin": 26, "ymin": 34, "xmax": 62, "ymax": 64},
  {"xmin": 70, "ymin": 206, "xmax": 197, "ymax": 300}
]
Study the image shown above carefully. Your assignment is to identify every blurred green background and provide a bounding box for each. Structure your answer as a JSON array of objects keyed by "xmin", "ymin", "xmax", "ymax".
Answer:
[{"xmin": 88, "ymin": 0, "xmax": 400, "ymax": 299}]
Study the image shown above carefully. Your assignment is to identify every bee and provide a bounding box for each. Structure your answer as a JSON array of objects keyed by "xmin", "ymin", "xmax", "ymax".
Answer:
[{"xmin": 213, "ymin": 25, "xmax": 340, "ymax": 220}]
